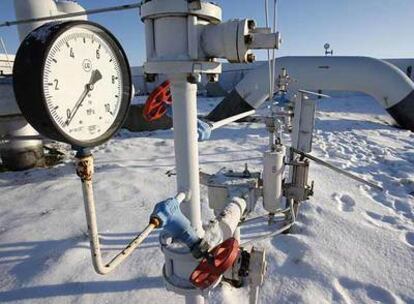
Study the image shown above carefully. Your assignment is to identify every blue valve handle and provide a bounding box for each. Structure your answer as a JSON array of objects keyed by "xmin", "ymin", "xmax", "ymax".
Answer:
[
  {"xmin": 274, "ymin": 92, "xmax": 290, "ymax": 106},
  {"xmin": 197, "ymin": 120, "xmax": 211, "ymax": 142},
  {"xmin": 151, "ymin": 197, "xmax": 200, "ymax": 250},
  {"xmin": 165, "ymin": 106, "xmax": 211, "ymax": 142}
]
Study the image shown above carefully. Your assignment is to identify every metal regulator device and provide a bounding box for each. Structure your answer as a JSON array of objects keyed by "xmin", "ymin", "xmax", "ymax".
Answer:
[{"xmin": 11, "ymin": 1, "xmax": 383, "ymax": 304}]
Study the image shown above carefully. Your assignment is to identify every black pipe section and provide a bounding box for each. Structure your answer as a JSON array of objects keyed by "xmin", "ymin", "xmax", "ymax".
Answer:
[
  {"xmin": 206, "ymin": 90, "xmax": 254, "ymax": 122},
  {"xmin": 207, "ymin": 88, "xmax": 414, "ymax": 132},
  {"xmin": 387, "ymin": 90, "xmax": 414, "ymax": 131}
]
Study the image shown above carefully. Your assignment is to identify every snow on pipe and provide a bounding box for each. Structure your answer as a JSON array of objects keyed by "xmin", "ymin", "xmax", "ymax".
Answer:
[{"xmin": 207, "ymin": 56, "xmax": 414, "ymax": 131}]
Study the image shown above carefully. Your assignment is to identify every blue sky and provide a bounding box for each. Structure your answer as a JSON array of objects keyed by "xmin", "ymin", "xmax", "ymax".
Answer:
[{"xmin": 0, "ymin": 0, "xmax": 413, "ymax": 66}]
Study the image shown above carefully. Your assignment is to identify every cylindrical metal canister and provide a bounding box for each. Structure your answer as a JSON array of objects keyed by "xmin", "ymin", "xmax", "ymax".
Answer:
[{"xmin": 263, "ymin": 145, "xmax": 285, "ymax": 213}]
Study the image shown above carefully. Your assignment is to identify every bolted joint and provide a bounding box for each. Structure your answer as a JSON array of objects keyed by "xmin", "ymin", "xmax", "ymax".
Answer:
[
  {"xmin": 247, "ymin": 53, "xmax": 256, "ymax": 63},
  {"xmin": 187, "ymin": 73, "xmax": 201, "ymax": 84},
  {"xmin": 150, "ymin": 217, "xmax": 161, "ymax": 228},
  {"xmin": 144, "ymin": 73, "xmax": 156, "ymax": 83},
  {"xmin": 207, "ymin": 73, "xmax": 220, "ymax": 83},
  {"xmin": 247, "ymin": 19, "xmax": 256, "ymax": 31},
  {"xmin": 244, "ymin": 34, "xmax": 253, "ymax": 45}
]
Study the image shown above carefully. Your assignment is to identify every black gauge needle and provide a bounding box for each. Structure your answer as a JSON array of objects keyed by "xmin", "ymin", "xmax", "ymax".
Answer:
[{"xmin": 65, "ymin": 69, "xmax": 103, "ymax": 126}]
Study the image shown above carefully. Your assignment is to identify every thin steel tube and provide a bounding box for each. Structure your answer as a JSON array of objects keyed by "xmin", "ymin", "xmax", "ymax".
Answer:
[
  {"xmin": 210, "ymin": 110, "xmax": 256, "ymax": 130},
  {"xmin": 290, "ymin": 147, "xmax": 384, "ymax": 191},
  {"xmin": 76, "ymin": 153, "xmax": 186, "ymax": 275},
  {"xmin": 241, "ymin": 199, "xmax": 296, "ymax": 246}
]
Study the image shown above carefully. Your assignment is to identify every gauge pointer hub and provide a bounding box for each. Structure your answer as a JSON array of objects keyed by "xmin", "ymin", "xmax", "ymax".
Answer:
[{"xmin": 65, "ymin": 69, "xmax": 102, "ymax": 126}]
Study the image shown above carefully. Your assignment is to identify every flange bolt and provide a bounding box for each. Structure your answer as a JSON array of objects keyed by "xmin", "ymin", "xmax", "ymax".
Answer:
[{"xmin": 247, "ymin": 53, "xmax": 256, "ymax": 63}]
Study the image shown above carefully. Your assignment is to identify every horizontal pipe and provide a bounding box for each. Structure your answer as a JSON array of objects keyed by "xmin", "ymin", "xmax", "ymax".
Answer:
[
  {"xmin": 207, "ymin": 56, "xmax": 414, "ymax": 131},
  {"xmin": 239, "ymin": 56, "xmax": 414, "ymax": 110}
]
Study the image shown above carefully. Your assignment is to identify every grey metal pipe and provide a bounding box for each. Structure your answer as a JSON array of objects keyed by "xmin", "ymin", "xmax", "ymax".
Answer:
[{"xmin": 207, "ymin": 56, "xmax": 414, "ymax": 131}]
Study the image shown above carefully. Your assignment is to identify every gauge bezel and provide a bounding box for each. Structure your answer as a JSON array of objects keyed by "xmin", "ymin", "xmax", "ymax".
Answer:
[{"xmin": 13, "ymin": 20, "xmax": 132, "ymax": 148}]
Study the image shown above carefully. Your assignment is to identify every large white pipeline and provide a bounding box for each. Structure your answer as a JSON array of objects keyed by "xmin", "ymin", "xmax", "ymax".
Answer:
[
  {"xmin": 0, "ymin": 0, "xmax": 86, "ymax": 170},
  {"xmin": 206, "ymin": 56, "xmax": 414, "ymax": 131}
]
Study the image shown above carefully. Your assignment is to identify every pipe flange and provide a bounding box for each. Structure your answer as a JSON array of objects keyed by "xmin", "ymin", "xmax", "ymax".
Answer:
[
  {"xmin": 161, "ymin": 241, "xmax": 219, "ymax": 296},
  {"xmin": 162, "ymin": 266, "xmax": 212, "ymax": 296},
  {"xmin": 141, "ymin": 0, "xmax": 222, "ymax": 23}
]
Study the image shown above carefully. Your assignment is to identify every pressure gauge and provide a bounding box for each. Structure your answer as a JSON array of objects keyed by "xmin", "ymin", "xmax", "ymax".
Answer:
[{"xmin": 13, "ymin": 21, "xmax": 132, "ymax": 148}]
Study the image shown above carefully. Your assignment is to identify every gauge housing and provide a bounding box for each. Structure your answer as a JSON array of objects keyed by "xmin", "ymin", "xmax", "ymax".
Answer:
[{"xmin": 13, "ymin": 21, "xmax": 132, "ymax": 148}]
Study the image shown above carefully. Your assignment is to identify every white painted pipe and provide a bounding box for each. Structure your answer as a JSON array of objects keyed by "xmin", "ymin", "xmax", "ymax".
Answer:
[
  {"xmin": 210, "ymin": 110, "xmax": 256, "ymax": 130},
  {"xmin": 0, "ymin": 77, "xmax": 43, "ymax": 170},
  {"xmin": 2, "ymin": 1, "xmax": 86, "ymax": 170},
  {"xmin": 170, "ymin": 74, "xmax": 205, "ymax": 304},
  {"xmin": 170, "ymin": 74, "xmax": 204, "ymax": 235},
  {"xmin": 249, "ymin": 286, "xmax": 260, "ymax": 304},
  {"xmin": 238, "ymin": 56, "xmax": 414, "ymax": 110},
  {"xmin": 13, "ymin": 0, "xmax": 86, "ymax": 39},
  {"xmin": 208, "ymin": 56, "xmax": 414, "ymax": 131},
  {"xmin": 76, "ymin": 153, "xmax": 186, "ymax": 275},
  {"xmin": 0, "ymin": 77, "xmax": 20, "ymax": 117},
  {"xmin": 217, "ymin": 197, "xmax": 246, "ymax": 240},
  {"xmin": 13, "ymin": 0, "xmax": 57, "ymax": 40},
  {"xmin": 55, "ymin": 0, "xmax": 87, "ymax": 17},
  {"xmin": 0, "ymin": 116, "xmax": 45, "ymax": 170}
]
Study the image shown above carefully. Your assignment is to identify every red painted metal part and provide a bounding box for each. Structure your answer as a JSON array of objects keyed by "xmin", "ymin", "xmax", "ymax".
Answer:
[
  {"xmin": 190, "ymin": 238, "xmax": 240, "ymax": 289},
  {"xmin": 143, "ymin": 80, "xmax": 172, "ymax": 121}
]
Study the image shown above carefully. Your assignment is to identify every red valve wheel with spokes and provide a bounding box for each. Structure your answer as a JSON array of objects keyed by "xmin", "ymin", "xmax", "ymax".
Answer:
[
  {"xmin": 190, "ymin": 238, "xmax": 240, "ymax": 290},
  {"xmin": 143, "ymin": 80, "xmax": 172, "ymax": 122}
]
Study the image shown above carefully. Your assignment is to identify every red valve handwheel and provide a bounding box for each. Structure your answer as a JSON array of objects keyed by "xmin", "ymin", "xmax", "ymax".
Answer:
[
  {"xmin": 143, "ymin": 80, "xmax": 172, "ymax": 121},
  {"xmin": 190, "ymin": 238, "xmax": 240, "ymax": 290}
]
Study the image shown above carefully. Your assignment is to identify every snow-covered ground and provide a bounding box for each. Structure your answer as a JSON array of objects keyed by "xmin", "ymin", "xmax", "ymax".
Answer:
[{"xmin": 0, "ymin": 94, "xmax": 413, "ymax": 304}]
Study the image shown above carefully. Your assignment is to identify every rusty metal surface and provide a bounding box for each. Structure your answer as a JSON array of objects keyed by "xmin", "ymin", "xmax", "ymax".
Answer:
[{"xmin": 75, "ymin": 155, "xmax": 94, "ymax": 181}]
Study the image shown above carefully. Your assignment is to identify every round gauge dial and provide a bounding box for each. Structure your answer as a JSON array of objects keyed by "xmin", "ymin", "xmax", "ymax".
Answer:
[{"xmin": 13, "ymin": 21, "xmax": 132, "ymax": 148}]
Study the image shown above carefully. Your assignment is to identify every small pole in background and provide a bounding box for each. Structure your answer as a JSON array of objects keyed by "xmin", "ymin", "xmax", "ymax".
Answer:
[
  {"xmin": 321, "ymin": 43, "xmax": 334, "ymax": 98},
  {"xmin": 324, "ymin": 43, "xmax": 334, "ymax": 56}
]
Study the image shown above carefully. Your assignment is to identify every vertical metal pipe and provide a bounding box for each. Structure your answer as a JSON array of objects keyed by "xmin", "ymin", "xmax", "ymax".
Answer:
[
  {"xmin": 4, "ymin": 0, "xmax": 87, "ymax": 171},
  {"xmin": 1, "ymin": 0, "xmax": 55, "ymax": 170},
  {"xmin": 170, "ymin": 74, "xmax": 204, "ymax": 304},
  {"xmin": 185, "ymin": 295, "xmax": 204, "ymax": 304},
  {"xmin": 249, "ymin": 286, "xmax": 260, "ymax": 304},
  {"xmin": 144, "ymin": 19, "xmax": 155, "ymax": 60},
  {"xmin": 13, "ymin": 0, "xmax": 57, "ymax": 40},
  {"xmin": 170, "ymin": 74, "xmax": 204, "ymax": 235},
  {"xmin": 187, "ymin": 16, "xmax": 198, "ymax": 60}
]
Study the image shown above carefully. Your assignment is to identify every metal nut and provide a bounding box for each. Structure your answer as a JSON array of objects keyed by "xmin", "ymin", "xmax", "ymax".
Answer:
[
  {"xmin": 247, "ymin": 19, "xmax": 256, "ymax": 31},
  {"xmin": 247, "ymin": 53, "xmax": 256, "ymax": 63},
  {"xmin": 244, "ymin": 34, "xmax": 253, "ymax": 45}
]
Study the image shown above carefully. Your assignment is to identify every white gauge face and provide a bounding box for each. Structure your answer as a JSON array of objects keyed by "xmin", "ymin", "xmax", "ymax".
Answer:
[{"xmin": 43, "ymin": 27, "xmax": 123, "ymax": 142}]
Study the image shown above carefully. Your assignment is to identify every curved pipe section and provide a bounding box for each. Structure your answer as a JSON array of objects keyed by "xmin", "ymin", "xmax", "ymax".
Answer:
[{"xmin": 207, "ymin": 56, "xmax": 414, "ymax": 131}]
